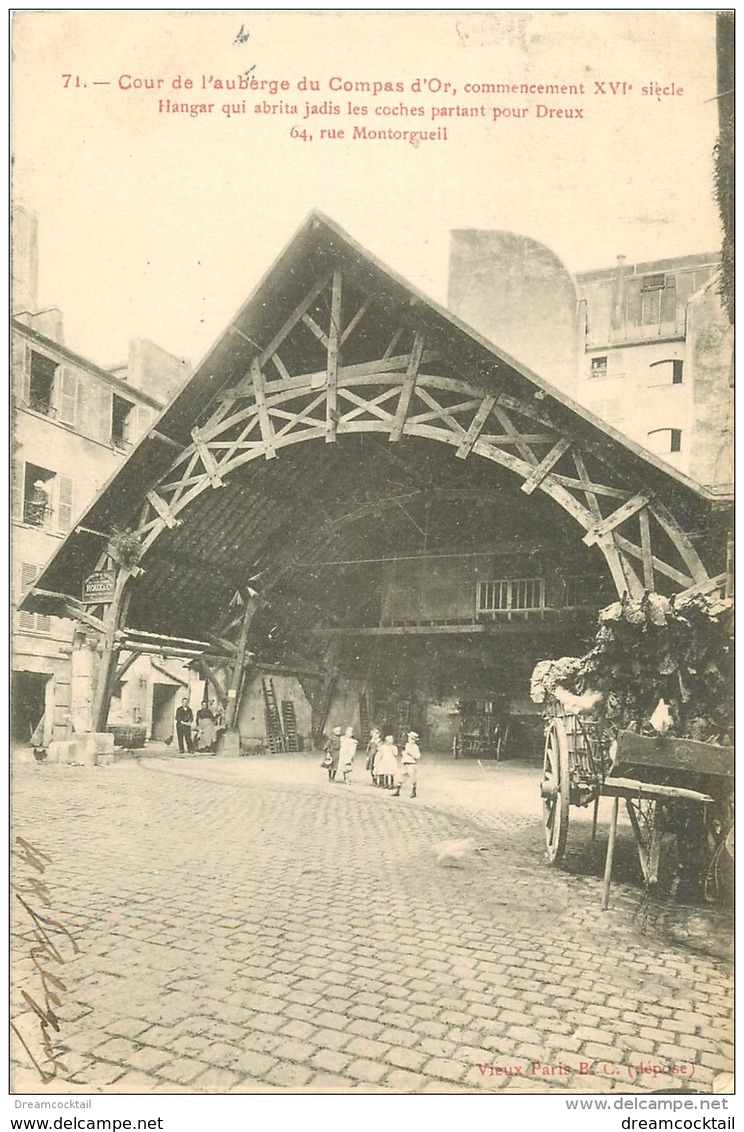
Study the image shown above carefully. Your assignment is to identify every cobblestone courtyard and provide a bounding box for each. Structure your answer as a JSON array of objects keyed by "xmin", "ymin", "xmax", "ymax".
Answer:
[{"xmin": 11, "ymin": 752, "xmax": 734, "ymax": 1095}]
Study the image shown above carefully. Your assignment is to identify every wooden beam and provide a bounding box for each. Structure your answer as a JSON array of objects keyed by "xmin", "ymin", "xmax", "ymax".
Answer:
[
  {"xmin": 225, "ymin": 595, "xmax": 259, "ymax": 729},
  {"xmin": 583, "ymin": 490, "xmax": 651, "ymax": 546},
  {"xmin": 121, "ymin": 628, "xmax": 213, "ymax": 648},
  {"xmin": 199, "ymin": 657, "xmax": 229, "ymax": 709},
  {"xmin": 413, "ymin": 385, "xmax": 467, "ymax": 438},
  {"xmin": 206, "ymin": 632, "xmax": 241, "ymax": 656},
  {"xmin": 114, "ymin": 650, "xmax": 141, "ymax": 684},
  {"xmin": 675, "ymin": 573, "xmax": 726, "ymax": 601},
  {"xmin": 382, "ymin": 327, "xmax": 405, "ymax": 359},
  {"xmin": 229, "ymin": 324, "xmax": 262, "ymax": 350},
  {"xmin": 269, "ymin": 352, "xmax": 292, "ymax": 382},
  {"xmin": 92, "ymin": 569, "xmax": 134, "ymax": 732},
  {"xmin": 325, "ymin": 270, "xmax": 343, "ymax": 444},
  {"xmin": 456, "ymin": 394, "xmax": 498, "ymax": 460},
  {"xmin": 638, "ymin": 507, "xmax": 655, "ymax": 590},
  {"xmin": 521, "ymin": 436, "xmax": 571, "ymax": 493},
  {"xmin": 148, "ymin": 429, "xmax": 185, "ymax": 451},
  {"xmin": 149, "ymin": 659, "xmax": 190, "ymax": 687},
  {"xmin": 302, "ymin": 313, "xmax": 330, "ymax": 349},
  {"xmin": 250, "ymin": 359, "xmax": 277, "ymax": 459},
  {"xmin": 146, "ymin": 490, "xmax": 180, "ymax": 529},
  {"xmin": 191, "ymin": 426, "xmax": 225, "ymax": 486},
  {"xmin": 340, "ymin": 295, "xmax": 373, "ymax": 344},
  {"xmin": 650, "ymin": 500, "xmax": 709, "ymax": 584},
  {"xmin": 388, "ymin": 330, "xmax": 426, "ymax": 443},
  {"xmin": 257, "ymin": 272, "xmax": 332, "ymax": 366},
  {"xmin": 492, "ymin": 405, "xmax": 538, "ymax": 467},
  {"xmin": 614, "ymin": 533, "xmax": 693, "ymax": 589},
  {"xmin": 64, "ymin": 603, "xmax": 107, "ymax": 634}
]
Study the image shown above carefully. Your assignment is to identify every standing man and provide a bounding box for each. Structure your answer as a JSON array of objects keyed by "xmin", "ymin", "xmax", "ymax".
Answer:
[
  {"xmin": 175, "ymin": 697, "xmax": 194, "ymax": 754},
  {"xmin": 394, "ymin": 730, "xmax": 421, "ymax": 798}
]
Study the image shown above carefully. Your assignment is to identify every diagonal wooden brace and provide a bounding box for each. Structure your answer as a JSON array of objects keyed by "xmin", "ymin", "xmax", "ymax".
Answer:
[
  {"xmin": 521, "ymin": 436, "xmax": 571, "ymax": 492},
  {"xmin": 146, "ymin": 490, "xmax": 180, "ymax": 529},
  {"xmin": 583, "ymin": 490, "xmax": 651, "ymax": 546},
  {"xmin": 191, "ymin": 426, "xmax": 225, "ymax": 487},
  {"xmin": 390, "ymin": 331, "xmax": 426, "ymax": 442},
  {"xmin": 456, "ymin": 394, "xmax": 497, "ymax": 459}
]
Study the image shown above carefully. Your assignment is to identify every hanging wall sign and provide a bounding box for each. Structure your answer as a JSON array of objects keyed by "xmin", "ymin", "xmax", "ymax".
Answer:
[{"xmin": 82, "ymin": 570, "xmax": 117, "ymax": 605}]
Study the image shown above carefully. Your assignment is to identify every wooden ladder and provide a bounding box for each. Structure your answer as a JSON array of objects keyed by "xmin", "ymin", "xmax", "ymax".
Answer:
[
  {"xmin": 358, "ymin": 692, "xmax": 370, "ymax": 740},
  {"xmin": 281, "ymin": 700, "xmax": 299, "ymax": 752},
  {"xmin": 262, "ymin": 678, "xmax": 285, "ymax": 753}
]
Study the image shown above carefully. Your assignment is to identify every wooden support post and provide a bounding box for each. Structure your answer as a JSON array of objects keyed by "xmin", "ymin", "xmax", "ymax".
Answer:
[
  {"xmin": 250, "ymin": 359, "xmax": 277, "ymax": 459},
  {"xmin": 224, "ymin": 594, "xmax": 259, "ymax": 730},
  {"xmin": 91, "ymin": 568, "xmax": 134, "ymax": 733},
  {"xmin": 601, "ymin": 795, "xmax": 620, "ymax": 910},
  {"xmin": 325, "ymin": 270, "xmax": 342, "ymax": 443},
  {"xmin": 390, "ymin": 331, "xmax": 425, "ymax": 442}
]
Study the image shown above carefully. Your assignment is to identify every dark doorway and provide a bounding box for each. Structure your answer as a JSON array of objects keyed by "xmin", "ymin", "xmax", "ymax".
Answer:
[
  {"xmin": 151, "ymin": 683, "xmax": 177, "ymax": 742},
  {"xmin": 12, "ymin": 671, "xmax": 49, "ymax": 743}
]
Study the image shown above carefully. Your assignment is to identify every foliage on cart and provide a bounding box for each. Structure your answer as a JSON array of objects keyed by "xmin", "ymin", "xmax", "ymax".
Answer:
[{"xmin": 530, "ymin": 590, "xmax": 733, "ymax": 744}]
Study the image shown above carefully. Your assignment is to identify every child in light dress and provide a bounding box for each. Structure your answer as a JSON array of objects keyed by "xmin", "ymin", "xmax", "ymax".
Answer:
[
  {"xmin": 338, "ymin": 726, "xmax": 358, "ymax": 784},
  {"xmin": 374, "ymin": 734, "xmax": 398, "ymax": 789}
]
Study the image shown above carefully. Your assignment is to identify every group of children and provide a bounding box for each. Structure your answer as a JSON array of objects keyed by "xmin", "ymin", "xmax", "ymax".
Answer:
[{"xmin": 322, "ymin": 725, "xmax": 421, "ymax": 798}]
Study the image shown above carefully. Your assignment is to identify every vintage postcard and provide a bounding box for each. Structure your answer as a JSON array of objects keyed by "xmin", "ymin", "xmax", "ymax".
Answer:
[{"xmin": 10, "ymin": 9, "xmax": 734, "ymax": 1116}]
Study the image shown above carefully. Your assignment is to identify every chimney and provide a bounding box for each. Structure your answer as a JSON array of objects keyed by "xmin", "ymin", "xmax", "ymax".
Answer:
[{"xmin": 11, "ymin": 205, "xmax": 39, "ymax": 315}]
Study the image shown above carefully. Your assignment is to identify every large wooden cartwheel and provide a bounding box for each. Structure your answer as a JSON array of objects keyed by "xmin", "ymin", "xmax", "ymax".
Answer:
[{"xmin": 541, "ymin": 717, "xmax": 570, "ymax": 865}]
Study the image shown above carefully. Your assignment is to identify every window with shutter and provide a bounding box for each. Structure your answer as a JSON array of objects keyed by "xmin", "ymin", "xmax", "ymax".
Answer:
[
  {"xmin": 28, "ymin": 351, "xmax": 58, "ymax": 415},
  {"xmin": 57, "ymin": 368, "xmax": 78, "ymax": 426},
  {"xmin": 57, "ymin": 477, "xmax": 74, "ymax": 532},
  {"xmin": 18, "ymin": 564, "xmax": 51, "ymax": 634}
]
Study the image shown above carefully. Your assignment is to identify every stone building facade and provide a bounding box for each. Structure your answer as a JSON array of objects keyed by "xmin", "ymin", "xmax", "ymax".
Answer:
[
  {"xmin": 11, "ymin": 206, "xmax": 192, "ymax": 745},
  {"xmin": 448, "ymin": 233, "xmax": 733, "ymax": 493}
]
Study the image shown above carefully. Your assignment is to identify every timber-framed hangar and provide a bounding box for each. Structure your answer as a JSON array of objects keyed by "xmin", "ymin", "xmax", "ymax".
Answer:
[{"xmin": 23, "ymin": 213, "xmax": 731, "ymax": 752}]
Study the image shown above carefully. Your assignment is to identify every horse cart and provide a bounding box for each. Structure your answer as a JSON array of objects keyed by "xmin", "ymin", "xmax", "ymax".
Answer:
[
  {"xmin": 540, "ymin": 695, "xmax": 734, "ymax": 907},
  {"xmin": 452, "ymin": 697, "xmax": 510, "ymax": 760}
]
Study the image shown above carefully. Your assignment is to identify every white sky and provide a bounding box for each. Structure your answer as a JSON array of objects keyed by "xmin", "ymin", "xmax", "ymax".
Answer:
[{"xmin": 11, "ymin": 10, "xmax": 722, "ymax": 370}]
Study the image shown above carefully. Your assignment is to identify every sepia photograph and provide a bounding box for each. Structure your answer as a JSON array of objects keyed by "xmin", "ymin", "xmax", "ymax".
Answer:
[{"xmin": 9, "ymin": 9, "xmax": 734, "ymax": 1114}]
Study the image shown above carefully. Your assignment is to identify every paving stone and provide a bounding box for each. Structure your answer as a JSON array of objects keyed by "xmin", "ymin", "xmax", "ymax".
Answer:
[
  {"xmin": 264, "ymin": 1062, "xmax": 314, "ymax": 1088},
  {"xmin": 109, "ymin": 1070, "xmax": 168, "ymax": 1092},
  {"xmin": 345, "ymin": 1058, "xmax": 389, "ymax": 1083},
  {"xmin": 272, "ymin": 1038, "xmax": 317, "ymax": 1063},
  {"xmin": 192, "ymin": 1066, "xmax": 245, "ymax": 1091},
  {"xmin": 383, "ymin": 1046, "xmax": 427, "ymax": 1072},
  {"xmin": 157, "ymin": 1057, "xmax": 213, "ymax": 1084},
  {"xmin": 423, "ymin": 1057, "xmax": 468, "ymax": 1083},
  {"xmin": 384, "ymin": 1068, "xmax": 428, "ymax": 1092},
  {"xmin": 126, "ymin": 1047, "xmax": 172, "ymax": 1072},
  {"xmin": 307, "ymin": 1072, "xmax": 355, "ymax": 1091},
  {"xmin": 310, "ymin": 1049, "xmax": 352, "ymax": 1074},
  {"xmin": 231, "ymin": 1049, "xmax": 278, "ymax": 1077}
]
